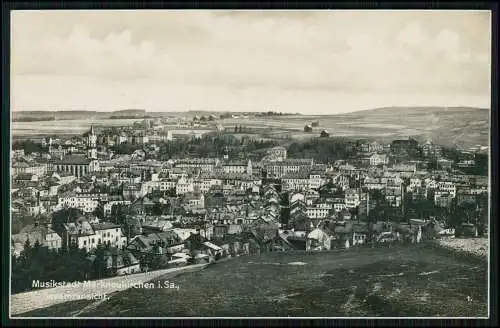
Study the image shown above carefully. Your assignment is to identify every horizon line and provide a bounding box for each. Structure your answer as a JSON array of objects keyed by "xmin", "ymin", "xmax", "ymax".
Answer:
[{"xmin": 10, "ymin": 105, "xmax": 491, "ymax": 115}]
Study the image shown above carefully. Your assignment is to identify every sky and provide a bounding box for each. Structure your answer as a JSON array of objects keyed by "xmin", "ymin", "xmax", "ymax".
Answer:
[{"xmin": 10, "ymin": 10, "xmax": 492, "ymax": 114}]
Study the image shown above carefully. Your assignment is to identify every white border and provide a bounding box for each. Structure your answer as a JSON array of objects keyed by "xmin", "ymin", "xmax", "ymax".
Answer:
[{"xmin": 8, "ymin": 9, "xmax": 492, "ymax": 321}]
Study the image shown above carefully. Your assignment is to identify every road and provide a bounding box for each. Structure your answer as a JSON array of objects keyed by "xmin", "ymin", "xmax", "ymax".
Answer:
[{"xmin": 11, "ymin": 263, "xmax": 208, "ymax": 316}]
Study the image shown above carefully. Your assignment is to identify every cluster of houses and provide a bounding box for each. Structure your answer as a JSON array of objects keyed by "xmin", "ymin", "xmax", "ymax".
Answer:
[{"xmin": 10, "ymin": 126, "xmax": 489, "ymax": 277}]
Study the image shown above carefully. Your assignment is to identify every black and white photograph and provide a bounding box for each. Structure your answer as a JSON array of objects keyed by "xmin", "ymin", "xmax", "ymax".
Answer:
[{"xmin": 8, "ymin": 9, "xmax": 492, "ymax": 319}]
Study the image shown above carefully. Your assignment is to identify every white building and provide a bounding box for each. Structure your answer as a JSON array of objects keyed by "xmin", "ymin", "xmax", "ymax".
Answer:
[
  {"xmin": 344, "ymin": 189, "xmax": 360, "ymax": 209},
  {"xmin": 437, "ymin": 181, "xmax": 457, "ymax": 198},
  {"xmin": 308, "ymin": 172, "xmax": 324, "ymax": 190},
  {"xmin": 103, "ymin": 200, "xmax": 131, "ymax": 216},
  {"xmin": 282, "ymin": 173, "xmax": 310, "ymax": 192},
  {"xmin": 307, "ymin": 203, "xmax": 332, "ymax": 219},
  {"xmin": 175, "ymin": 158, "xmax": 219, "ymax": 173},
  {"xmin": 370, "ymin": 153, "xmax": 389, "ymax": 166},
  {"xmin": 57, "ymin": 192, "xmax": 100, "ymax": 213},
  {"xmin": 176, "ymin": 177, "xmax": 194, "ymax": 195},
  {"xmin": 93, "ymin": 223, "xmax": 128, "ymax": 248},
  {"xmin": 223, "ymin": 160, "xmax": 252, "ymax": 175}
]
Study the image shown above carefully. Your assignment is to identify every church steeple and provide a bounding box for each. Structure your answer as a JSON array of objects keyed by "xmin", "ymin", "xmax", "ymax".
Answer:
[{"xmin": 87, "ymin": 124, "xmax": 97, "ymax": 149}]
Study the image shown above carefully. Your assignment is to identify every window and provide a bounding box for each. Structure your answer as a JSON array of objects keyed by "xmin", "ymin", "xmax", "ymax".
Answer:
[
  {"xmin": 83, "ymin": 240, "xmax": 87, "ymax": 245},
  {"xmin": 92, "ymin": 238, "xmax": 95, "ymax": 244}
]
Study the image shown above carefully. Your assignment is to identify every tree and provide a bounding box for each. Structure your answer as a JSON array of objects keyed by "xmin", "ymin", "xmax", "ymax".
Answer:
[
  {"xmin": 447, "ymin": 202, "xmax": 475, "ymax": 230},
  {"xmin": 20, "ymin": 239, "xmax": 32, "ymax": 266},
  {"xmin": 92, "ymin": 203, "xmax": 105, "ymax": 220},
  {"xmin": 52, "ymin": 208, "xmax": 83, "ymax": 233},
  {"xmin": 92, "ymin": 243, "xmax": 107, "ymax": 279},
  {"xmin": 152, "ymin": 202, "xmax": 163, "ymax": 216}
]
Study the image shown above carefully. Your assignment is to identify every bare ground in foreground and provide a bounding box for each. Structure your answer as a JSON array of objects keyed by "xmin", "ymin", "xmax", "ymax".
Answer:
[{"xmin": 14, "ymin": 244, "xmax": 488, "ymax": 318}]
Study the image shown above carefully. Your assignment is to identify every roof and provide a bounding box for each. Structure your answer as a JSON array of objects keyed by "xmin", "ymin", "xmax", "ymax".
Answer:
[
  {"xmin": 172, "ymin": 252, "xmax": 191, "ymax": 259},
  {"xmin": 308, "ymin": 228, "xmax": 328, "ymax": 240},
  {"xmin": 53, "ymin": 155, "xmax": 91, "ymax": 165},
  {"xmin": 225, "ymin": 160, "xmax": 248, "ymax": 166},
  {"xmin": 203, "ymin": 241, "xmax": 222, "ymax": 251},
  {"xmin": 15, "ymin": 173, "xmax": 35, "ymax": 180},
  {"xmin": 64, "ymin": 221, "xmax": 95, "ymax": 236},
  {"xmin": 127, "ymin": 231, "xmax": 181, "ymax": 251},
  {"xmin": 92, "ymin": 223, "xmax": 121, "ymax": 231}
]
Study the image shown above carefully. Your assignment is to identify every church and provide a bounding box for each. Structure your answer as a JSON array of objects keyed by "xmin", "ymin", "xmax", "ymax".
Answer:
[{"xmin": 49, "ymin": 125, "xmax": 100, "ymax": 178}]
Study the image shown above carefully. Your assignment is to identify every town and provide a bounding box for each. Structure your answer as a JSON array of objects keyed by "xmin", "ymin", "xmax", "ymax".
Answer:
[{"xmin": 10, "ymin": 117, "xmax": 489, "ymax": 294}]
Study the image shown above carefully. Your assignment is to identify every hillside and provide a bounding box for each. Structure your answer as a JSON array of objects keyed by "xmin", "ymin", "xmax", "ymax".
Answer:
[
  {"xmin": 222, "ymin": 106, "xmax": 489, "ymax": 148},
  {"xmin": 12, "ymin": 109, "xmax": 151, "ymax": 121},
  {"xmin": 334, "ymin": 106, "xmax": 490, "ymax": 148},
  {"xmin": 18, "ymin": 245, "xmax": 487, "ymax": 318}
]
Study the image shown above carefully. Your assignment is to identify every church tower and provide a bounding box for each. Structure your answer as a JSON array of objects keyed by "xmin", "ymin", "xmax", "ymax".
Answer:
[
  {"xmin": 87, "ymin": 124, "xmax": 97, "ymax": 148},
  {"xmin": 87, "ymin": 124, "xmax": 97, "ymax": 160}
]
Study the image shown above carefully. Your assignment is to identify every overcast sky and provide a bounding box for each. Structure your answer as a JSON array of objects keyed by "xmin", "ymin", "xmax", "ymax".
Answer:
[{"xmin": 11, "ymin": 10, "xmax": 491, "ymax": 114}]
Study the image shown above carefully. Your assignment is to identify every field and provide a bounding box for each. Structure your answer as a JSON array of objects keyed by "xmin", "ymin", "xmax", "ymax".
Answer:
[
  {"xmin": 17, "ymin": 244, "xmax": 488, "ymax": 318},
  {"xmin": 11, "ymin": 107, "xmax": 489, "ymax": 148},
  {"xmin": 222, "ymin": 107, "xmax": 490, "ymax": 148},
  {"xmin": 11, "ymin": 118, "xmax": 212, "ymax": 140},
  {"xmin": 12, "ymin": 119, "xmax": 141, "ymax": 136}
]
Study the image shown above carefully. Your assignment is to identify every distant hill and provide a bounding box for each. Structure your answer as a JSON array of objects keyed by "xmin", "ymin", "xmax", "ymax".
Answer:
[
  {"xmin": 111, "ymin": 109, "xmax": 146, "ymax": 115},
  {"xmin": 312, "ymin": 106, "xmax": 490, "ymax": 148},
  {"xmin": 341, "ymin": 106, "xmax": 489, "ymax": 117},
  {"xmin": 12, "ymin": 109, "xmax": 150, "ymax": 121}
]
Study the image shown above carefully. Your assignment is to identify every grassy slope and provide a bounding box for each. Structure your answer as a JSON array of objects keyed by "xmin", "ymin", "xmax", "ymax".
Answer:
[
  {"xmin": 20, "ymin": 244, "xmax": 487, "ymax": 317},
  {"xmin": 221, "ymin": 107, "xmax": 490, "ymax": 148}
]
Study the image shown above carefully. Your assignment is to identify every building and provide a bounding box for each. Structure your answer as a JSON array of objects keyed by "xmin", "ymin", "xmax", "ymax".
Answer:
[
  {"xmin": 103, "ymin": 199, "xmax": 131, "ymax": 216},
  {"xmin": 437, "ymin": 181, "xmax": 457, "ymax": 198},
  {"xmin": 11, "ymin": 149, "xmax": 25, "ymax": 158},
  {"xmin": 308, "ymin": 171, "xmax": 324, "ymax": 190},
  {"xmin": 370, "ymin": 153, "xmax": 389, "ymax": 166},
  {"xmin": 11, "ymin": 161, "xmax": 47, "ymax": 176},
  {"xmin": 92, "ymin": 223, "xmax": 128, "ymax": 248},
  {"xmin": 11, "ymin": 223, "xmax": 62, "ymax": 256},
  {"xmin": 57, "ymin": 191, "xmax": 101, "ymax": 213},
  {"xmin": 307, "ymin": 203, "xmax": 333, "ymax": 219},
  {"xmin": 50, "ymin": 155, "xmax": 100, "ymax": 178},
  {"xmin": 434, "ymin": 191, "xmax": 454, "ymax": 208},
  {"xmin": 63, "ymin": 220, "xmax": 127, "ymax": 252},
  {"xmin": 176, "ymin": 177, "xmax": 195, "ymax": 195},
  {"xmin": 83, "ymin": 125, "xmax": 97, "ymax": 148},
  {"xmin": 265, "ymin": 147, "xmax": 287, "ymax": 162},
  {"xmin": 14, "ymin": 173, "xmax": 39, "ymax": 184},
  {"xmin": 437, "ymin": 158, "xmax": 453, "ymax": 170},
  {"xmin": 223, "ymin": 160, "xmax": 253, "ymax": 175},
  {"xmin": 183, "ymin": 193, "xmax": 205, "ymax": 211},
  {"xmin": 265, "ymin": 159, "xmax": 314, "ymax": 179},
  {"xmin": 390, "ymin": 138, "xmax": 419, "ymax": 154},
  {"xmin": 422, "ymin": 140, "xmax": 442, "ymax": 158},
  {"xmin": 175, "ymin": 158, "xmax": 219, "ymax": 172},
  {"xmin": 101, "ymin": 248, "xmax": 141, "ymax": 275},
  {"xmin": 282, "ymin": 172, "xmax": 310, "ymax": 192},
  {"xmin": 344, "ymin": 189, "xmax": 360, "ymax": 209}
]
